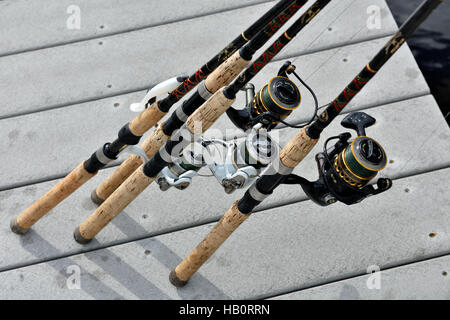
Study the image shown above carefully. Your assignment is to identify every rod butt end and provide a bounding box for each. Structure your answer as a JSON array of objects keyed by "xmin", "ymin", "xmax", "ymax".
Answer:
[
  {"xmin": 10, "ymin": 218, "xmax": 29, "ymax": 235},
  {"xmin": 169, "ymin": 270, "xmax": 188, "ymax": 288},
  {"xmin": 74, "ymin": 227, "xmax": 92, "ymax": 244},
  {"xmin": 90, "ymin": 189, "xmax": 105, "ymax": 205}
]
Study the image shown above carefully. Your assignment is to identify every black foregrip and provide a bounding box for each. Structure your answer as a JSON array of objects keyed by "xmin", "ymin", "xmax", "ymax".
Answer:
[
  {"xmin": 162, "ymin": 114, "xmax": 185, "ymax": 136},
  {"xmin": 237, "ymin": 191, "xmax": 262, "ymax": 214},
  {"xmin": 105, "ymin": 124, "xmax": 142, "ymax": 156},
  {"xmin": 142, "ymin": 151, "xmax": 170, "ymax": 178},
  {"xmin": 84, "ymin": 152, "xmax": 104, "ymax": 174},
  {"xmin": 256, "ymin": 173, "xmax": 286, "ymax": 195},
  {"xmin": 162, "ymin": 91, "xmax": 206, "ymax": 136}
]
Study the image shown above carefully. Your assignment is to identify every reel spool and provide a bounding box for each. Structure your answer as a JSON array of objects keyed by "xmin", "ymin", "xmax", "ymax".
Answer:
[
  {"xmin": 237, "ymin": 124, "xmax": 275, "ymax": 169},
  {"xmin": 284, "ymin": 112, "xmax": 392, "ymax": 206},
  {"xmin": 334, "ymin": 136, "xmax": 386, "ymax": 188},
  {"xmin": 213, "ymin": 124, "xmax": 277, "ymax": 193},
  {"xmin": 251, "ymin": 76, "xmax": 301, "ymax": 129},
  {"xmin": 227, "ymin": 61, "xmax": 305, "ymax": 131}
]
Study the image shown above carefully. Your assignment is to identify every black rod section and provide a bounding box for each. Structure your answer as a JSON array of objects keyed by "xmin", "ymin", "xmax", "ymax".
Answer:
[{"xmin": 225, "ymin": 0, "xmax": 332, "ymax": 99}]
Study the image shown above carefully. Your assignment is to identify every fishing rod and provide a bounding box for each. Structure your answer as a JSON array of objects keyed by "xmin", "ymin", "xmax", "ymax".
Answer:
[
  {"xmin": 90, "ymin": 0, "xmax": 308, "ymax": 205},
  {"xmin": 10, "ymin": 0, "xmax": 299, "ymax": 235},
  {"xmin": 73, "ymin": 0, "xmax": 333, "ymax": 244},
  {"xmin": 168, "ymin": 0, "xmax": 443, "ymax": 287}
]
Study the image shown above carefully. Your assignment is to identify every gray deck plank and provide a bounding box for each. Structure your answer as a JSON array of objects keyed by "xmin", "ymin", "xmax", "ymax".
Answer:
[
  {"xmin": 0, "ymin": 94, "xmax": 448, "ymax": 272},
  {"xmin": 271, "ymin": 255, "xmax": 450, "ymax": 300},
  {"xmin": 0, "ymin": 38, "xmax": 430, "ymax": 191},
  {"xmin": 0, "ymin": 168, "xmax": 448, "ymax": 299},
  {"xmin": 0, "ymin": 0, "xmax": 397, "ymax": 118},
  {"xmin": 0, "ymin": 0, "xmax": 272, "ymax": 57}
]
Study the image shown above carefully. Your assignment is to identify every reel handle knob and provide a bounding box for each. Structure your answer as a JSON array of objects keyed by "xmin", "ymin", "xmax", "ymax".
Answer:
[
  {"xmin": 341, "ymin": 112, "xmax": 376, "ymax": 136},
  {"xmin": 277, "ymin": 61, "xmax": 296, "ymax": 77},
  {"xmin": 376, "ymin": 178, "xmax": 392, "ymax": 193}
]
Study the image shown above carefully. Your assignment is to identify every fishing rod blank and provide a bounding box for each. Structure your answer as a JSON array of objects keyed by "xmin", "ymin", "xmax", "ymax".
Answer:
[
  {"xmin": 74, "ymin": 0, "xmax": 333, "ymax": 244},
  {"xmin": 91, "ymin": 0, "xmax": 308, "ymax": 205},
  {"xmin": 169, "ymin": 0, "xmax": 444, "ymax": 287},
  {"xmin": 10, "ymin": 0, "xmax": 297, "ymax": 235}
]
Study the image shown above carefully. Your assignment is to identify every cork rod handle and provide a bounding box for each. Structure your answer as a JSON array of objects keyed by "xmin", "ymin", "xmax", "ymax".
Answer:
[
  {"xmin": 129, "ymin": 101, "xmax": 167, "ymax": 136},
  {"xmin": 205, "ymin": 51, "xmax": 250, "ymax": 93},
  {"xmin": 186, "ymin": 88, "xmax": 235, "ymax": 134},
  {"xmin": 170, "ymin": 201, "xmax": 249, "ymax": 287},
  {"xmin": 11, "ymin": 162, "xmax": 96, "ymax": 234},
  {"xmin": 279, "ymin": 127, "xmax": 319, "ymax": 168},
  {"xmin": 74, "ymin": 165, "xmax": 155, "ymax": 243}
]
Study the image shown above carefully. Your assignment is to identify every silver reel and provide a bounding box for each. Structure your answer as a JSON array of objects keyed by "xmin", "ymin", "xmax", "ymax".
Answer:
[{"xmin": 155, "ymin": 124, "xmax": 279, "ymax": 194}]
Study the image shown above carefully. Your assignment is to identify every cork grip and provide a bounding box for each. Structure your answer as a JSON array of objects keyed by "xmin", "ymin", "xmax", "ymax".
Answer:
[
  {"xmin": 279, "ymin": 127, "xmax": 319, "ymax": 168},
  {"xmin": 11, "ymin": 162, "xmax": 96, "ymax": 234},
  {"xmin": 170, "ymin": 201, "xmax": 249, "ymax": 286},
  {"xmin": 205, "ymin": 51, "xmax": 250, "ymax": 93},
  {"xmin": 75, "ymin": 165, "xmax": 155, "ymax": 243},
  {"xmin": 129, "ymin": 101, "xmax": 167, "ymax": 136},
  {"xmin": 186, "ymin": 88, "xmax": 235, "ymax": 134},
  {"xmin": 93, "ymin": 125, "xmax": 169, "ymax": 204}
]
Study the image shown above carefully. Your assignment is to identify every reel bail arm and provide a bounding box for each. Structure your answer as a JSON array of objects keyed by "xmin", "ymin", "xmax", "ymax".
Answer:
[{"xmin": 130, "ymin": 75, "xmax": 189, "ymax": 112}]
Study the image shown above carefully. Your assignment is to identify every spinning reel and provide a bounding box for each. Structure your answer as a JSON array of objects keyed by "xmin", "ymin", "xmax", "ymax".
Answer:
[
  {"xmin": 156, "ymin": 124, "xmax": 277, "ymax": 194},
  {"xmin": 285, "ymin": 112, "xmax": 392, "ymax": 206},
  {"xmin": 227, "ymin": 61, "xmax": 317, "ymax": 132}
]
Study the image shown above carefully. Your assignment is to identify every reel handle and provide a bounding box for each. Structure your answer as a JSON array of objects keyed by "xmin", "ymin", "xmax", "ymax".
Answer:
[
  {"xmin": 341, "ymin": 112, "xmax": 376, "ymax": 137},
  {"xmin": 242, "ymin": 83, "xmax": 255, "ymax": 107}
]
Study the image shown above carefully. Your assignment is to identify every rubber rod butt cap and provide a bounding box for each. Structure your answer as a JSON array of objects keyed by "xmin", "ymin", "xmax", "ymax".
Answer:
[
  {"xmin": 10, "ymin": 218, "xmax": 29, "ymax": 235},
  {"xmin": 74, "ymin": 227, "xmax": 93, "ymax": 245},
  {"xmin": 169, "ymin": 270, "xmax": 188, "ymax": 288},
  {"xmin": 90, "ymin": 189, "xmax": 105, "ymax": 205}
]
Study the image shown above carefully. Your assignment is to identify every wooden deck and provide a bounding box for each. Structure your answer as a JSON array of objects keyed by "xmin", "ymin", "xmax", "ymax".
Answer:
[{"xmin": 0, "ymin": 0, "xmax": 448, "ymax": 299}]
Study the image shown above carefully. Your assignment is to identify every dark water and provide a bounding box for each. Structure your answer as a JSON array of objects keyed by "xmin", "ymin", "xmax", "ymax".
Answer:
[{"xmin": 386, "ymin": 0, "xmax": 450, "ymax": 126}]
